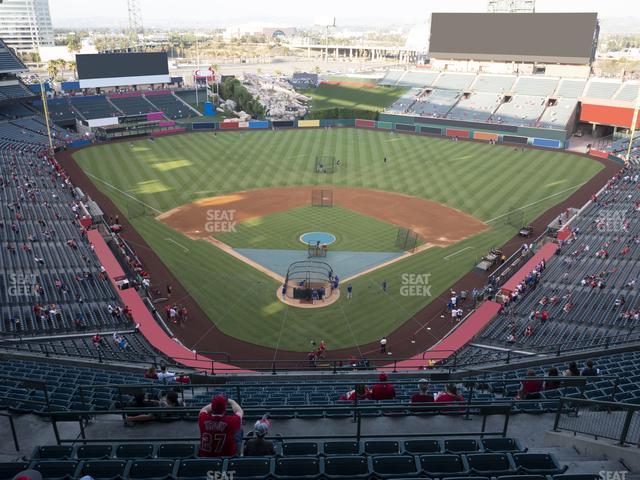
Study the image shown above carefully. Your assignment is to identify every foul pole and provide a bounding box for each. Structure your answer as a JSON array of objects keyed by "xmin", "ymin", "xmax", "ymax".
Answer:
[{"xmin": 38, "ymin": 77, "xmax": 54, "ymax": 153}]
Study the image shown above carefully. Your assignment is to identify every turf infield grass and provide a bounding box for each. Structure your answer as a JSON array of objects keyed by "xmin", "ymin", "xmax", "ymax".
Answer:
[{"xmin": 72, "ymin": 129, "xmax": 603, "ymax": 352}]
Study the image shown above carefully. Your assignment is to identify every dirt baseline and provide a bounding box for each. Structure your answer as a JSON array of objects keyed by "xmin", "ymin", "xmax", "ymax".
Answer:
[{"xmin": 157, "ymin": 186, "xmax": 488, "ymax": 246}]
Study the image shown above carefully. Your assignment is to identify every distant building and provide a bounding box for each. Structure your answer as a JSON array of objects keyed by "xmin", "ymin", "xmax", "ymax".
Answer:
[{"xmin": 0, "ymin": 0, "xmax": 54, "ymax": 53}]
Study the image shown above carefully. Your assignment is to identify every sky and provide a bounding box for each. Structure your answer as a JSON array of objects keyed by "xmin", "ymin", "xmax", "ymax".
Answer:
[{"xmin": 48, "ymin": 0, "xmax": 640, "ymax": 28}]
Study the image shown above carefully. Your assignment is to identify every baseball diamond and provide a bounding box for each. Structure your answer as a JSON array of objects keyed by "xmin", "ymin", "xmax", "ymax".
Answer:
[{"xmin": 65, "ymin": 127, "xmax": 605, "ymax": 356}]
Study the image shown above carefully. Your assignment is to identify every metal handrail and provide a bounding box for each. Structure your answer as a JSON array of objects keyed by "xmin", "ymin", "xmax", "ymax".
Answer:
[{"xmin": 553, "ymin": 397, "xmax": 640, "ymax": 446}]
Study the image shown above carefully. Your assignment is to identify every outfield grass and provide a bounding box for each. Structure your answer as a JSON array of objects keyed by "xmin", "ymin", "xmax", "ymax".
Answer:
[
  {"xmin": 73, "ymin": 129, "xmax": 603, "ymax": 352},
  {"xmin": 217, "ymin": 206, "xmax": 406, "ymax": 252},
  {"xmin": 307, "ymin": 83, "xmax": 408, "ymax": 111}
]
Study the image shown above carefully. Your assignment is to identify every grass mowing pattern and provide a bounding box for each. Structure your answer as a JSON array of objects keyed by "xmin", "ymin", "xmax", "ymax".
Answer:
[
  {"xmin": 217, "ymin": 206, "xmax": 406, "ymax": 252},
  {"xmin": 73, "ymin": 129, "xmax": 603, "ymax": 352},
  {"xmin": 307, "ymin": 83, "xmax": 408, "ymax": 111}
]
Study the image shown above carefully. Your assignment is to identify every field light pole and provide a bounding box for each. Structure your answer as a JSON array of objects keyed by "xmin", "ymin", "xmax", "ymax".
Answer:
[{"xmin": 38, "ymin": 76, "xmax": 55, "ymax": 154}]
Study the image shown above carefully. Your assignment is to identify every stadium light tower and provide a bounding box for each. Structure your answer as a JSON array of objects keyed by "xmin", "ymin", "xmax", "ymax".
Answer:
[
  {"xmin": 487, "ymin": 0, "xmax": 535, "ymax": 13},
  {"xmin": 127, "ymin": 0, "xmax": 145, "ymax": 50}
]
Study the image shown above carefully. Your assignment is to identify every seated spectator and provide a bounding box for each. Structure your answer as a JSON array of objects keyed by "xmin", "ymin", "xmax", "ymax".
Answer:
[
  {"xmin": 371, "ymin": 373, "xmax": 396, "ymax": 400},
  {"xmin": 410, "ymin": 379, "xmax": 434, "ymax": 403},
  {"xmin": 563, "ymin": 361, "xmax": 580, "ymax": 377},
  {"xmin": 124, "ymin": 391, "xmax": 160, "ymax": 427},
  {"xmin": 581, "ymin": 360, "xmax": 598, "ymax": 376},
  {"xmin": 544, "ymin": 367, "xmax": 561, "ymax": 390},
  {"xmin": 92, "ymin": 332, "xmax": 103, "ymax": 347},
  {"xmin": 339, "ymin": 383, "xmax": 371, "ymax": 401},
  {"xmin": 156, "ymin": 364, "xmax": 190, "ymax": 384},
  {"xmin": 518, "ymin": 370, "xmax": 543, "ymax": 399},
  {"xmin": 244, "ymin": 417, "xmax": 275, "ymax": 456},
  {"xmin": 198, "ymin": 395, "xmax": 243, "ymax": 457},
  {"xmin": 144, "ymin": 365, "xmax": 158, "ymax": 380},
  {"xmin": 162, "ymin": 390, "xmax": 183, "ymax": 407},
  {"xmin": 435, "ymin": 384, "xmax": 464, "ymax": 403}
]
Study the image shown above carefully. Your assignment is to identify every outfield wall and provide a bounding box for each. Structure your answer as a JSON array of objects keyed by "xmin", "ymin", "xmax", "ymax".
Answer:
[{"xmin": 183, "ymin": 116, "xmax": 567, "ymax": 149}]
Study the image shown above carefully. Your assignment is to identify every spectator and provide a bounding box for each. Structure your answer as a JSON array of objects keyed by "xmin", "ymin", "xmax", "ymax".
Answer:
[
  {"xmin": 435, "ymin": 384, "xmax": 464, "ymax": 403},
  {"xmin": 157, "ymin": 364, "xmax": 190, "ymax": 384},
  {"xmin": 198, "ymin": 395, "xmax": 243, "ymax": 457},
  {"xmin": 544, "ymin": 367, "xmax": 561, "ymax": 390},
  {"xmin": 371, "ymin": 373, "xmax": 396, "ymax": 400},
  {"xmin": 123, "ymin": 391, "xmax": 160, "ymax": 427},
  {"xmin": 162, "ymin": 390, "xmax": 183, "ymax": 408},
  {"xmin": 339, "ymin": 384, "xmax": 371, "ymax": 401},
  {"xmin": 410, "ymin": 379, "xmax": 434, "ymax": 403},
  {"xmin": 563, "ymin": 361, "xmax": 580, "ymax": 377},
  {"xmin": 244, "ymin": 418, "xmax": 275, "ymax": 456},
  {"xmin": 518, "ymin": 370, "xmax": 543, "ymax": 399},
  {"xmin": 581, "ymin": 360, "xmax": 598, "ymax": 376},
  {"xmin": 144, "ymin": 365, "xmax": 158, "ymax": 380}
]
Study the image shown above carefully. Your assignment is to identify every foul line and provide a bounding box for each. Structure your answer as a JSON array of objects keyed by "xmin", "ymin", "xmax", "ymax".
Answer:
[
  {"xmin": 165, "ymin": 238, "xmax": 190, "ymax": 253},
  {"xmin": 443, "ymin": 246, "xmax": 473, "ymax": 260},
  {"xmin": 486, "ymin": 182, "xmax": 588, "ymax": 224},
  {"xmin": 84, "ymin": 172, "xmax": 162, "ymax": 215}
]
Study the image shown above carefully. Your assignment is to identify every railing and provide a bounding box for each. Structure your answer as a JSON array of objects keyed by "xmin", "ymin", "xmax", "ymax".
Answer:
[
  {"xmin": 48, "ymin": 402, "xmax": 514, "ymax": 446},
  {"xmin": 553, "ymin": 397, "xmax": 640, "ymax": 446},
  {"xmin": 441, "ymin": 330, "xmax": 640, "ymax": 372},
  {"xmin": 0, "ymin": 413, "xmax": 19, "ymax": 452}
]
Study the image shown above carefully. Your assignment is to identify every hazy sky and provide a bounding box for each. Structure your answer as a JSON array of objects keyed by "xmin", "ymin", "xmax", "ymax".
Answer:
[{"xmin": 49, "ymin": 0, "xmax": 640, "ymax": 28}]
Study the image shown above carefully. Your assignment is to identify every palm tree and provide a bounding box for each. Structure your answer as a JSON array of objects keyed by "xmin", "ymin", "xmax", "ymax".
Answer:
[
  {"xmin": 66, "ymin": 61, "xmax": 77, "ymax": 80},
  {"xmin": 47, "ymin": 60, "xmax": 62, "ymax": 80}
]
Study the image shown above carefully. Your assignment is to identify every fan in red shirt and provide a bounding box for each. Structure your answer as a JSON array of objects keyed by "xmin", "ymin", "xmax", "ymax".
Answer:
[
  {"xmin": 410, "ymin": 379, "xmax": 434, "ymax": 403},
  {"xmin": 518, "ymin": 370, "xmax": 543, "ymax": 399},
  {"xmin": 198, "ymin": 395, "xmax": 243, "ymax": 457},
  {"xmin": 371, "ymin": 373, "xmax": 396, "ymax": 400},
  {"xmin": 435, "ymin": 384, "xmax": 465, "ymax": 403}
]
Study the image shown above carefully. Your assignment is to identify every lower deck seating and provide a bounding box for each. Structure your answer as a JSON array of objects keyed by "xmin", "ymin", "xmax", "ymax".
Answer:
[{"xmin": 0, "ymin": 439, "xmax": 570, "ymax": 480}]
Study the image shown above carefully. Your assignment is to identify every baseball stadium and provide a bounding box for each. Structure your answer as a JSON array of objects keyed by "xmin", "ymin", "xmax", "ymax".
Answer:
[{"xmin": 1, "ymin": 1, "xmax": 640, "ymax": 478}]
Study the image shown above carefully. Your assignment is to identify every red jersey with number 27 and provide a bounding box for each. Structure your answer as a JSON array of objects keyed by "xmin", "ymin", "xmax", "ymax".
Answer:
[{"xmin": 198, "ymin": 411, "xmax": 241, "ymax": 457}]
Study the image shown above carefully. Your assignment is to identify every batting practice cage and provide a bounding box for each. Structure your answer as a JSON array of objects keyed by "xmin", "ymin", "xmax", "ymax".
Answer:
[
  {"xmin": 395, "ymin": 227, "xmax": 419, "ymax": 252},
  {"xmin": 311, "ymin": 189, "xmax": 334, "ymax": 207},
  {"xmin": 315, "ymin": 155, "xmax": 339, "ymax": 174},
  {"xmin": 284, "ymin": 260, "xmax": 335, "ymax": 301}
]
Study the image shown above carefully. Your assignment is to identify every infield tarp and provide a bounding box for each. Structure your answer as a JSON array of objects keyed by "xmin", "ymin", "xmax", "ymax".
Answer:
[{"xmin": 235, "ymin": 248, "xmax": 404, "ymax": 280}]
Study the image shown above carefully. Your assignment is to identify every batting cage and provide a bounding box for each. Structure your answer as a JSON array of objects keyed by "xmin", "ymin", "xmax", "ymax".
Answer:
[
  {"xmin": 395, "ymin": 227, "xmax": 419, "ymax": 252},
  {"xmin": 315, "ymin": 155, "xmax": 339, "ymax": 174},
  {"xmin": 284, "ymin": 260, "xmax": 335, "ymax": 301},
  {"xmin": 311, "ymin": 189, "xmax": 334, "ymax": 207},
  {"xmin": 505, "ymin": 206, "xmax": 525, "ymax": 228},
  {"xmin": 127, "ymin": 200, "xmax": 148, "ymax": 219}
]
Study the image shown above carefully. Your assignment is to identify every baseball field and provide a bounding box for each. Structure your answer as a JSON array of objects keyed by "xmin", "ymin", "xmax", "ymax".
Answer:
[{"xmin": 70, "ymin": 128, "xmax": 603, "ymax": 355}]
